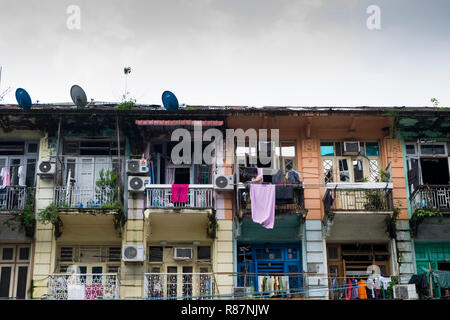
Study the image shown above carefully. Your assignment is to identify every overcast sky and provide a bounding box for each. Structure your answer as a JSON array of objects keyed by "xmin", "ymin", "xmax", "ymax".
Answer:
[{"xmin": 0, "ymin": 0, "xmax": 449, "ymax": 107}]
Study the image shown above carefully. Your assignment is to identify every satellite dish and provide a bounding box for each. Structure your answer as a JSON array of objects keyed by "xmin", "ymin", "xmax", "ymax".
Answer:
[
  {"xmin": 162, "ymin": 90, "xmax": 179, "ymax": 110},
  {"xmin": 70, "ymin": 85, "xmax": 88, "ymax": 107},
  {"xmin": 15, "ymin": 88, "xmax": 32, "ymax": 110}
]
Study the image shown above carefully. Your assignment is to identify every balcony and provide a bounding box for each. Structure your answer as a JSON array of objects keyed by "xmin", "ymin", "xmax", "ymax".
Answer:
[
  {"xmin": 410, "ymin": 185, "xmax": 450, "ymax": 213},
  {"xmin": 53, "ymin": 186, "xmax": 116, "ymax": 209},
  {"xmin": 0, "ymin": 186, "xmax": 28, "ymax": 211},
  {"xmin": 323, "ymin": 183, "xmax": 394, "ymax": 219},
  {"xmin": 237, "ymin": 184, "xmax": 306, "ymax": 219},
  {"xmin": 146, "ymin": 185, "xmax": 214, "ymax": 209},
  {"xmin": 144, "ymin": 273, "xmax": 216, "ymax": 300},
  {"xmin": 47, "ymin": 273, "xmax": 120, "ymax": 300}
]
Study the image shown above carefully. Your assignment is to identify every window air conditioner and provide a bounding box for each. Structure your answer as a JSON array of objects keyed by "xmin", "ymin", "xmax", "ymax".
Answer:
[
  {"xmin": 214, "ymin": 175, "xmax": 234, "ymax": 190},
  {"xmin": 393, "ymin": 284, "xmax": 418, "ymax": 300},
  {"xmin": 173, "ymin": 247, "xmax": 193, "ymax": 260},
  {"xmin": 37, "ymin": 161, "xmax": 56, "ymax": 177},
  {"xmin": 232, "ymin": 287, "xmax": 252, "ymax": 298},
  {"xmin": 343, "ymin": 141, "xmax": 361, "ymax": 155},
  {"xmin": 127, "ymin": 159, "xmax": 149, "ymax": 174},
  {"xmin": 122, "ymin": 245, "xmax": 145, "ymax": 262},
  {"xmin": 128, "ymin": 176, "xmax": 151, "ymax": 192}
]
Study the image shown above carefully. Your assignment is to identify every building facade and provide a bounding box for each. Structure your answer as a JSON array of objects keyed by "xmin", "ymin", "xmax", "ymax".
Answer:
[{"xmin": 0, "ymin": 104, "xmax": 448, "ymax": 299}]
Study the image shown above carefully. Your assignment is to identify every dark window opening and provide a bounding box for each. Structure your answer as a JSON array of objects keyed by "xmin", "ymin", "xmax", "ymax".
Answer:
[
  {"xmin": 198, "ymin": 246, "xmax": 211, "ymax": 260},
  {"xmin": 149, "ymin": 247, "xmax": 163, "ymax": 262}
]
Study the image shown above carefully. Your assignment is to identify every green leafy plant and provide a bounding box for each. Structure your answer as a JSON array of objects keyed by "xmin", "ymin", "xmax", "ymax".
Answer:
[
  {"xmin": 378, "ymin": 169, "xmax": 391, "ymax": 183},
  {"xmin": 410, "ymin": 208, "xmax": 442, "ymax": 238},
  {"xmin": 38, "ymin": 203, "xmax": 63, "ymax": 239},
  {"xmin": 2, "ymin": 188, "xmax": 36, "ymax": 237},
  {"xmin": 207, "ymin": 211, "xmax": 218, "ymax": 239},
  {"xmin": 116, "ymin": 66, "xmax": 136, "ymax": 110},
  {"xmin": 385, "ymin": 200, "xmax": 402, "ymax": 239},
  {"xmin": 386, "ymin": 276, "xmax": 399, "ymax": 299}
]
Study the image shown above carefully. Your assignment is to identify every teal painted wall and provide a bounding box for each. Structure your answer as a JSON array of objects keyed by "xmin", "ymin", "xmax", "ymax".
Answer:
[{"xmin": 237, "ymin": 215, "xmax": 302, "ymax": 244}]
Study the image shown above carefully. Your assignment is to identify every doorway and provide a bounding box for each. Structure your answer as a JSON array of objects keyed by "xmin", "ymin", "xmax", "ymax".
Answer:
[{"xmin": 420, "ymin": 158, "xmax": 449, "ymax": 185}]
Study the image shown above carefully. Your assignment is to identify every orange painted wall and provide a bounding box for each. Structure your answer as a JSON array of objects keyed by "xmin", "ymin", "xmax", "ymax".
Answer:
[{"xmin": 226, "ymin": 114, "xmax": 409, "ymax": 221}]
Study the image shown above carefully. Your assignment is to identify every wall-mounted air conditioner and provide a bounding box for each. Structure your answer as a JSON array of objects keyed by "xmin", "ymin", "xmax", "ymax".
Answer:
[
  {"xmin": 122, "ymin": 245, "xmax": 145, "ymax": 262},
  {"xmin": 173, "ymin": 247, "xmax": 193, "ymax": 260},
  {"xmin": 232, "ymin": 287, "xmax": 252, "ymax": 298},
  {"xmin": 393, "ymin": 284, "xmax": 418, "ymax": 300},
  {"xmin": 128, "ymin": 176, "xmax": 151, "ymax": 192},
  {"xmin": 214, "ymin": 175, "xmax": 234, "ymax": 190},
  {"xmin": 343, "ymin": 141, "xmax": 361, "ymax": 155},
  {"xmin": 127, "ymin": 159, "xmax": 149, "ymax": 174},
  {"xmin": 37, "ymin": 161, "xmax": 56, "ymax": 177}
]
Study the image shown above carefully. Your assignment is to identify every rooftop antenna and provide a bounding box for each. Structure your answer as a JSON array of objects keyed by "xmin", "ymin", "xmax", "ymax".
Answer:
[
  {"xmin": 0, "ymin": 66, "xmax": 12, "ymax": 102},
  {"xmin": 162, "ymin": 90, "xmax": 179, "ymax": 110},
  {"xmin": 70, "ymin": 85, "xmax": 88, "ymax": 107}
]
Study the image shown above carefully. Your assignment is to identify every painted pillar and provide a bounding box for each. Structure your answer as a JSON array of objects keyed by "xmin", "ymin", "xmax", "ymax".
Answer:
[
  {"xmin": 301, "ymin": 137, "xmax": 328, "ymax": 299},
  {"xmin": 32, "ymin": 135, "xmax": 57, "ymax": 298},
  {"xmin": 384, "ymin": 137, "xmax": 415, "ymax": 284}
]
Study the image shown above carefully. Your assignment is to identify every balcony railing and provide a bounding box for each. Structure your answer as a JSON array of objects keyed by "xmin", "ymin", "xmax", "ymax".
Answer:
[
  {"xmin": 53, "ymin": 186, "xmax": 116, "ymax": 208},
  {"xmin": 410, "ymin": 185, "xmax": 450, "ymax": 213},
  {"xmin": 48, "ymin": 273, "xmax": 120, "ymax": 300},
  {"xmin": 146, "ymin": 184, "xmax": 214, "ymax": 209},
  {"xmin": 238, "ymin": 184, "xmax": 305, "ymax": 216},
  {"xmin": 0, "ymin": 186, "xmax": 28, "ymax": 211},
  {"xmin": 144, "ymin": 273, "xmax": 216, "ymax": 300},
  {"xmin": 324, "ymin": 183, "xmax": 394, "ymax": 214}
]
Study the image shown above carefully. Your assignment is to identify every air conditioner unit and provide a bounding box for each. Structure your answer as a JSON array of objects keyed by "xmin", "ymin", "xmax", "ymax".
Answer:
[
  {"xmin": 37, "ymin": 161, "xmax": 56, "ymax": 177},
  {"xmin": 128, "ymin": 176, "xmax": 151, "ymax": 192},
  {"xmin": 214, "ymin": 175, "xmax": 234, "ymax": 190},
  {"xmin": 393, "ymin": 284, "xmax": 418, "ymax": 300},
  {"xmin": 232, "ymin": 287, "xmax": 252, "ymax": 298},
  {"xmin": 343, "ymin": 141, "xmax": 361, "ymax": 155},
  {"xmin": 122, "ymin": 245, "xmax": 145, "ymax": 262},
  {"xmin": 173, "ymin": 247, "xmax": 193, "ymax": 260},
  {"xmin": 127, "ymin": 159, "xmax": 149, "ymax": 174}
]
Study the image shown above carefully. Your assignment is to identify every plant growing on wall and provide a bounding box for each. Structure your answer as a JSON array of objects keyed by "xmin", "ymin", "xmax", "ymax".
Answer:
[
  {"xmin": 96, "ymin": 168, "xmax": 126, "ymax": 236},
  {"xmin": 385, "ymin": 200, "xmax": 402, "ymax": 239},
  {"xmin": 207, "ymin": 211, "xmax": 218, "ymax": 239},
  {"xmin": 38, "ymin": 203, "xmax": 63, "ymax": 239},
  {"xmin": 116, "ymin": 66, "xmax": 136, "ymax": 110},
  {"xmin": 2, "ymin": 187, "xmax": 36, "ymax": 237},
  {"xmin": 410, "ymin": 208, "xmax": 442, "ymax": 238},
  {"xmin": 386, "ymin": 276, "xmax": 399, "ymax": 299}
]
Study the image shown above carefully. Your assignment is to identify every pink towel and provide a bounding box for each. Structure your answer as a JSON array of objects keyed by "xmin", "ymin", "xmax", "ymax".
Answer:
[
  {"xmin": 250, "ymin": 184, "xmax": 275, "ymax": 229},
  {"xmin": 172, "ymin": 184, "xmax": 189, "ymax": 203},
  {"xmin": 1, "ymin": 167, "xmax": 10, "ymax": 186}
]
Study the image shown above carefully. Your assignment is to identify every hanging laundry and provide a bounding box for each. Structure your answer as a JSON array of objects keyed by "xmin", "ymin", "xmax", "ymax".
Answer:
[
  {"xmin": 358, "ymin": 280, "xmax": 368, "ymax": 299},
  {"xmin": 379, "ymin": 276, "xmax": 391, "ymax": 291},
  {"xmin": 171, "ymin": 184, "xmax": 189, "ymax": 203},
  {"xmin": 250, "ymin": 184, "xmax": 276, "ymax": 229},
  {"xmin": 18, "ymin": 165, "xmax": 25, "ymax": 186},
  {"xmin": 352, "ymin": 279, "xmax": 359, "ymax": 299},
  {"xmin": 1, "ymin": 167, "xmax": 10, "ymax": 186},
  {"xmin": 346, "ymin": 279, "xmax": 352, "ymax": 300},
  {"xmin": 431, "ymin": 270, "xmax": 450, "ymax": 289},
  {"xmin": 167, "ymin": 168, "xmax": 175, "ymax": 184}
]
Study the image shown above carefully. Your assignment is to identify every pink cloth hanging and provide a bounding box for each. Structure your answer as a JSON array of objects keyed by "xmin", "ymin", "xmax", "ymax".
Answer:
[
  {"xmin": 1, "ymin": 167, "xmax": 10, "ymax": 186},
  {"xmin": 172, "ymin": 184, "xmax": 189, "ymax": 203},
  {"xmin": 250, "ymin": 184, "xmax": 275, "ymax": 229}
]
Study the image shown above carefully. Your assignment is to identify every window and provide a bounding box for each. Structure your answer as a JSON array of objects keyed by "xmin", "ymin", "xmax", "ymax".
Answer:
[
  {"xmin": 275, "ymin": 142, "xmax": 297, "ymax": 171},
  {"xmin": 420, "ymin": 144, "xmax": 447, "ymax": 156},
  {"xmin": 0, "ymin": 245, "xmax": 31, "ymax": 299},
  {"xmin": 108, "ymin": 247, "xmax": 121, "ymax": 262},
  {"xmin": 1, "ymin": 248, "xmax": 14, "ymax": 261},
  {"xmin": 0, "ymin": 142, "xmax": 25, "ymax": 155},
  {"xmin": 149, "ymin": 247, "xmax": 163, "ymax": 262},
  {"xmin": 63, "ymin": 140, "xmax": 125, "ymax": 156},
  {"xmin": 197, "ymin": 247, "xmax": 211, "ymax": 260},
  {"xmin": 321, "ymin": 141, "xmax": 381, "ymax": 183},
  {"xmin": 406, "ymin": 144, "xmax": 416, "ymax": 155}
]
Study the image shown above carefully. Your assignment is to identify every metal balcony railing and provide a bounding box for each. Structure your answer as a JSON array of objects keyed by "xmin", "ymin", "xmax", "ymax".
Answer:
[
  {"xmin": 323, "ymin": 183, "xmax": 394, "ymax": 214},
  {"xmin": 53, "ymin": 186, "xmax": 116, "ymax": 208},
  {"xmin": 410, "ymin": 185, "xmax": 450, "ymax": 213},
  {"xmin": 146, "ymin": 185, "xmax": 214, "ymax": 209},
  {"xmin": 144, "ymin": 273, "xmax": 216, "ymax": 300},
  {"xmin": 48, "ymin": 273, "xmax": 120, "ymax": 300},
  {"xmin": 0, "ymin": 186, "xmax": 28, "ymax": 211},
  {"xmin": 238, "ymin": 184, "xmax": 305, "ymax": 216}
]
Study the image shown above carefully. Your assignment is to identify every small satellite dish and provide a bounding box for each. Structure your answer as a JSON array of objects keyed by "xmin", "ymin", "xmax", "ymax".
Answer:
[
  {"xmin": 15, "ymin": 88, "xmax": 32, "ymax": 110},
  {"xmin": 162, "ymin": 90, "xmax": 179, "ymax": 110},
  {"xmin": 70, "ymin": 85, "xmax": 88, "ymax": 107}
]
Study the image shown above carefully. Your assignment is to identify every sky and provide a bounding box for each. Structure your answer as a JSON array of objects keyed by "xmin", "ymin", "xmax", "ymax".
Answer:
[{"xmin": 0, "ymin": 0, "xmax": 450, "ymax": 107}]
